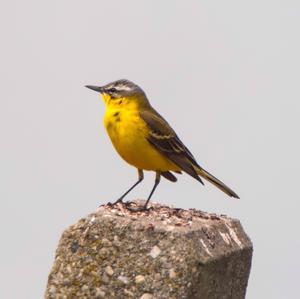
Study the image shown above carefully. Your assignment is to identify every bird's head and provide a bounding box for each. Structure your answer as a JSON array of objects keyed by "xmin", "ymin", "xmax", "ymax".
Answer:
[{"xmin": 86, "ymin": 79, "xmax": 150, "ymax": 109}]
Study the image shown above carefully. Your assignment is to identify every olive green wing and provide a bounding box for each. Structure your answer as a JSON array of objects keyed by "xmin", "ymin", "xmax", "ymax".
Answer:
[{"xmin": 140, "ymin": 109, "xmax": 204, "ymax": 184}]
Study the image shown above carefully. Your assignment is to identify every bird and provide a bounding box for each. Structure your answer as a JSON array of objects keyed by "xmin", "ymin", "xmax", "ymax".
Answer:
[{"xmin": 86, "ymin": 79, "xmax": 239, "ymax": 210}]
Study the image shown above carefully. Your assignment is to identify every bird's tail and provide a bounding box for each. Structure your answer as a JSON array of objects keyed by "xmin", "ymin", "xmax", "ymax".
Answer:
[{"xmin": 196, "ymin": 167, "xmax": 239, "ymax": 199}]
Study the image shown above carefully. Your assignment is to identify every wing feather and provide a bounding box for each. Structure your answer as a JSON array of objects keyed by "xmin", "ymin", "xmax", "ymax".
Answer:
[{"xmin": 140, "ymin": 109, "xmax": 204, "ymax": 184}]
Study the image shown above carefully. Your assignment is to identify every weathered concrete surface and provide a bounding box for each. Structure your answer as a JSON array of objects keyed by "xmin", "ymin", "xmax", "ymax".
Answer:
[{"xmin": 45, "ymin": 200, "xmax": 252, "ymax": 299}]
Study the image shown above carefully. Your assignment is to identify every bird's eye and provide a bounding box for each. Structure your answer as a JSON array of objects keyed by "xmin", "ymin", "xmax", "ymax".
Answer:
[{"xmin": 109, "ymin": 87, "xmax": 117, "ymax": 93}]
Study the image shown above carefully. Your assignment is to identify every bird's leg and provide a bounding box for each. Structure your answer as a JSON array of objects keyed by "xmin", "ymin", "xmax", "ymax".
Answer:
[
  {"xmin": 113, "ymin": 169, "xmax": 144, "ymax": 205},
  {"xmin": 127, "ymin": 171, "xmax": 161, "ymax": 212},
  {"xmin": 142, "ymin": 171, "xmax": 161, "ymax": 210}
]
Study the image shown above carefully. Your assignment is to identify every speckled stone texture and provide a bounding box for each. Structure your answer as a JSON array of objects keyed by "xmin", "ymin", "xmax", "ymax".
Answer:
[{"xmin": 45, "ymin": 200, "xmax": 252, "ymax": 299}]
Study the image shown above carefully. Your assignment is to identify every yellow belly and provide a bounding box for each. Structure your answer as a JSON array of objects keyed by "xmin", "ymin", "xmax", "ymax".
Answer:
[{"xmin": 104, "ymin": 109, "xmax": 179, "ymax": 172}]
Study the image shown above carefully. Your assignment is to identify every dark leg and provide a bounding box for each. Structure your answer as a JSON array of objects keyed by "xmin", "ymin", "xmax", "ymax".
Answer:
[
  {"xmin": 113, "ymin": 169, "xmax": 144, "ymax": 204},
  {"xmin": 142, "ymin": 171, "xmax": 161, "ymax": 210}
]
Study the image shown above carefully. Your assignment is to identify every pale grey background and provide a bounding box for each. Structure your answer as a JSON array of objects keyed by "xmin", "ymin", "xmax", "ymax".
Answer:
[{"xmin": 1, "ymin": 1, "xmax": 299, "ymax": 298}]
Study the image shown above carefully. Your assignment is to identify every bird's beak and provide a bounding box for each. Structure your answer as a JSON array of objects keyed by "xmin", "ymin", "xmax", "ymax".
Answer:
[{"xmin": 85, "ymin": 85, "xmax": 104, "ymax": 93}]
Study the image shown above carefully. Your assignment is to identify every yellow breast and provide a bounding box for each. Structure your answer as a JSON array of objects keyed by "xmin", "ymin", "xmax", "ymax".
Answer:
[{"xmin": 103, "ymin": 108, "xmax": 178, "ymax": 172}]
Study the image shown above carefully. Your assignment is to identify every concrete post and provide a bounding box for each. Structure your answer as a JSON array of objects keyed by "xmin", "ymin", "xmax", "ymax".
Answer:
[{"xmin": 45, "ymin": 200, "xmax": 252, "ymax": 299}]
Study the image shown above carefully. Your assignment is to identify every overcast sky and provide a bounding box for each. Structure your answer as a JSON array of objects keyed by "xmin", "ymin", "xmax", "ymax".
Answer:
[{"xmin": 1, "ymin": 1, "xmax": 299, "ymax": 298}]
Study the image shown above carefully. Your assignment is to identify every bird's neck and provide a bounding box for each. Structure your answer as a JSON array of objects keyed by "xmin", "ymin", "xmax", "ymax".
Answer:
[
  {"xmin": 104, "ymin": 98, "xmax": 137, "ymax": 112},
  {"xmin": 103, "ymin": 94, "xmax": 151, "ymax": 113}
]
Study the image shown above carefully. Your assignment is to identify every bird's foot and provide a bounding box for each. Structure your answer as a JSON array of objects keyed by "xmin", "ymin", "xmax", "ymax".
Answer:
[
  {"xmin": 126, "ymin": 206, "xmax": 148, "ymax": 212},
  {"xmin": 106, "ymin": 199, "xmax": 152, "ymax": 212},
  {"xmin": 107, "ymin": 198, "xmax": 124, "ymax": 207},
  {"xmin": 106, "ymin": 199, "xmax": 134, "ymax": 209},
  {"xmin": 125, "ymin": 202, "xmax": 153, "ymax": 212}
]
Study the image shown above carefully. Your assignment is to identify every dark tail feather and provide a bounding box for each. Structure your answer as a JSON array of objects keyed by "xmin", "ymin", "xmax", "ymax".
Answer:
[
  {"xmin": 161, "ymin": 171, "xmax": 177, "ymax": 182},
  {"xmin": 196, "ymin": 167, "xmax": 239, "ymax": 199}
]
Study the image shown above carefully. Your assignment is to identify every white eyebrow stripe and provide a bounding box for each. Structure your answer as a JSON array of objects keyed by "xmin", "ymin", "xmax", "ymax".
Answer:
[{"xmin": 115, "ymin": 84, "xmax": 134, "ymax": 91}]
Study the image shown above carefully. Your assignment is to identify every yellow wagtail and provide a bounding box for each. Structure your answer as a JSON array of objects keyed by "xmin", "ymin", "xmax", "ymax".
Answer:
[{"xmin": 86, "ymin": 79, "xmax": 239, "ymax": 210}]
